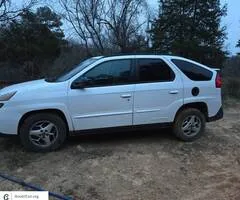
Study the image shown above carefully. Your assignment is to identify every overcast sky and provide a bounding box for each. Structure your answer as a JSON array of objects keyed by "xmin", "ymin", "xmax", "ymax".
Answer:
[
  {"xmin": 14, "ymin": 0, "xmax": 240, "ymax": 55},
  {"xmin": 221, "ymin": 0, "xmax": 240, "ymax": 55}
]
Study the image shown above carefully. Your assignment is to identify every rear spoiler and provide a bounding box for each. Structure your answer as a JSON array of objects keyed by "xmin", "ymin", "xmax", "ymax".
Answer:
[{"xmin": 211, "ymin": 68, "xmax": 221, "ymax": 76}]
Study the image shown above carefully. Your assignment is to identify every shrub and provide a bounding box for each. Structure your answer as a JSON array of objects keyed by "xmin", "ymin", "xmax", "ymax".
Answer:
[{"xmin": 222, "ymin": 77, "xmax": 240, "ymax": 99}]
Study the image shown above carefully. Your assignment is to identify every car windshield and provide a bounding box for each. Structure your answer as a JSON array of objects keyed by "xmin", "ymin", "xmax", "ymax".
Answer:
[{"xmin": 46, "ymin": 57, "xmax": 102, "ymax": 82}]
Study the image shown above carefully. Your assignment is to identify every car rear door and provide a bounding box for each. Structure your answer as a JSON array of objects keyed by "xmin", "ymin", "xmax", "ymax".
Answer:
[{"xmin": 133, "ymin": 56, "xmax": 184, "ymax": 125}]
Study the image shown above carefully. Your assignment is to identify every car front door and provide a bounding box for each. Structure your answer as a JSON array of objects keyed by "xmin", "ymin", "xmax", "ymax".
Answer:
[
  {"xmin": 68, "ymin": 58, "xmax": 135, "ymax": 131},
  {"xmin": 133, "ymin": 58, "xmax": 184, "ymax": 125}
]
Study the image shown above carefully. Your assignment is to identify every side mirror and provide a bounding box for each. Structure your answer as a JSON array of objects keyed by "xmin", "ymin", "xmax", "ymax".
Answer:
[{"xmin": 71, "ymin": 78, "xmax": 89, "ymax": 89}]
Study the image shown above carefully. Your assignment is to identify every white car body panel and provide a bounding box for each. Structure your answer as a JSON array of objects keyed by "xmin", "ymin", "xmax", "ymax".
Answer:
[
  {"xmin": 133, "ymin": 55, "xmax": 184, "ymax": 125},
  {"xmin": 164, "ymin": 56, "xmax": 222, "ymax": 118},
  {"xmin": 0, "ymin": 80, "xmax": 73, "ymax": 134},
  {"xmin": 68, "ymin": 84, "xmax": 134, "ymax": 130},
  {"xmin": 0, "ymin": 55, "xmax": 222, "ymax": 135}
]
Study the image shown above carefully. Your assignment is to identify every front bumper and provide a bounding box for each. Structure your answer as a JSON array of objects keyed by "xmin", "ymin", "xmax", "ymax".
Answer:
[
  {"xmin": 208, "ymin": 106, "xmax": 223, "ymax": 122},
  {"xmin": 0, "ymin": 106, "xmax": 21, "ymax": 135}
]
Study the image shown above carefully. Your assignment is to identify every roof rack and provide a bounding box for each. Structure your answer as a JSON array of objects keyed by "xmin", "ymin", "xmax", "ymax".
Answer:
[{"xmin": 101, "ymin": 52, "xmax": 172, "ymax": 57}]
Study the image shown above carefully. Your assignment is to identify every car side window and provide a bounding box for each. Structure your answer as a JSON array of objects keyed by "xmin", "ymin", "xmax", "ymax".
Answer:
[
  {"xmin": 136, "ymin": 59, "xmax": 175, "ymax": 83},
  {"xmin": 171, "ymin": 59, "xmax": 213, "ymax": 81},
  {"xmin": 80, "ymin": 59, "xmax": 132, "ymax": 87}
]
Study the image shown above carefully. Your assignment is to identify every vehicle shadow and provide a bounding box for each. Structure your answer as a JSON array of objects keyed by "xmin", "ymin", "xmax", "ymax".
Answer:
[
  {"xmin": 0, "ymin": 128, "xmax": 176, "ymax": 153},
  {"xmin": 0, "ymin": 135, "xmax": 21, "ymax": 151},
  {"xmin": 66, "ymin": 127, "xmax": 176, "ymax": 147}
]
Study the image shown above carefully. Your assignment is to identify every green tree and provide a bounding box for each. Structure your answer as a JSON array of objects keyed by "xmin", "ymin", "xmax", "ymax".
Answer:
[
  {"xmin": 0, "ymin": 6, "xmax": 65, "ymax": 77},
  {"xmin": 35, "ymin": 6, "xmax": 64, "ymax": 39},
  {"xmin": 150, "ymin": 0, "xmax": 227, "ymax": 67}
]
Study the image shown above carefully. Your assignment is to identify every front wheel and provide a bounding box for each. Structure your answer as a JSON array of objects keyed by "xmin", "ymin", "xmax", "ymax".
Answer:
[
  {"xmin": 173, "ymin": 108, "xmax": 206, "ymax": 141},
  {"xmin": 19, "ymin": 113, "xmax": 67, "ymax": 152}
]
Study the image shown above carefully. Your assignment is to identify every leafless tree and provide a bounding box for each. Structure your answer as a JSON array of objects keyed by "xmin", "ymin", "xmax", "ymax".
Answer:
[
  {"xmin": 102, "ymin": 0, "xmax": 149, "ymax": 52},
  {"xmin": 0, "ymin": 0, "xmax": 10, "ymax": 21},
  {"xmin": 0, "ymin": 0, "xmax": 37, "ymax": 23},
  {"xmin": 59, "ymin": 0, "xmax": 149, "ymax": 54},
  {"xmin": 59, "ymin": 0, "xmax": 107, "ymax": 55}
]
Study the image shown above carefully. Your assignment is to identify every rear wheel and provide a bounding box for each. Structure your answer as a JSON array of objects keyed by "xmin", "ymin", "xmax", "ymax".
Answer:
[
  {"xmin": 19, "ymin": 113, "xmax": 67, "ymax": 152},
  {"xmin": 173, "ymin": 108, "xmax": 206, "ymax": 141}
]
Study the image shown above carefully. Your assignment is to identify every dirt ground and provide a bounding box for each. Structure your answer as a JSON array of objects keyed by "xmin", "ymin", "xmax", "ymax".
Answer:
[{"xmin": 0, "ymin": 100, "xmax": 240, "ymax": 200}]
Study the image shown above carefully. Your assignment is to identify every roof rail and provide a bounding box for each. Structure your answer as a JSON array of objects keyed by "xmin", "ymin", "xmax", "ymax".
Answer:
[{"xmin": 101, "ymin": 52, "xmax": 171, "ymax": 57}]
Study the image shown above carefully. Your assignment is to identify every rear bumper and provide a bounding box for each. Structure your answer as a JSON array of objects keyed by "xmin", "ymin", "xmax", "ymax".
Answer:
[{"xmin": 208, "ymin": 106, "xmax": 223, "ymax": 122}]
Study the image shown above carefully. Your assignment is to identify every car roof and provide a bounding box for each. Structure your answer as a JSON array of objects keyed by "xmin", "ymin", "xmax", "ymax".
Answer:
[
  {"xmin": 97, "ymin": 54, "xmax": 166, "ymax": 59},
  {"xmin": 95, "ymin": 54, "xmax": 214, "ymax": 71},
  {"xmin": 96, "ymin": 54, "xmax": 187, "ymax": 59}
]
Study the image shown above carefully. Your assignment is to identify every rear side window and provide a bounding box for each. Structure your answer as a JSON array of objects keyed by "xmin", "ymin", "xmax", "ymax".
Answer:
[
  {"xmin": 137, "ymin": 59, "xmax": 175, "ymax": 83},
  {"xmin": 171, "ymin": 59, "xmax": 213, "ymax": 81}
]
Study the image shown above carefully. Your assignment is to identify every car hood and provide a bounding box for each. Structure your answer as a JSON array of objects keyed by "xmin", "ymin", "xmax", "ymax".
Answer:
[{"xmin": 0, "ymin": 79, "xmax": 48, "ymax": 94}]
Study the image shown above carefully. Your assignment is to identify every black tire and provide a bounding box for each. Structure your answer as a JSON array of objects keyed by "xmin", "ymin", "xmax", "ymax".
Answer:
[
  {"xmin": 173, "ymin": 108, "xmax": 206, "ymax": 141},
  {"xmin": 19, "ymin": 113, "xmax": 67, "ymax": 152}
]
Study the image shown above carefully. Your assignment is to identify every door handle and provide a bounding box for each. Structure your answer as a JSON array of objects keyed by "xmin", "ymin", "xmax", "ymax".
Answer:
[
  {"xmin": 121, "ymin": 94, "xmax": 132, "ymax": 98},
  {"xmin": 169, "ymin": 90, "xmax": 179, "ymax": 94}
]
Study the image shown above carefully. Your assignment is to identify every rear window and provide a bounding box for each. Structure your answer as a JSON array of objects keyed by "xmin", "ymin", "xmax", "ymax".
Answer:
[{"xmin": 171, "ymin": 59, "xmax": 213, "ymax": 81}]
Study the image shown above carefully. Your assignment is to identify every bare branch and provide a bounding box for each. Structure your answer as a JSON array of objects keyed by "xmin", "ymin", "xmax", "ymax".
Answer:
[
  {"xmin": 0, "ymin": 0, "xmax": 38, "ymax": 23},
  {"xmin": 59, "ymin": 0, "xmax": 149, "ymax": 53}
]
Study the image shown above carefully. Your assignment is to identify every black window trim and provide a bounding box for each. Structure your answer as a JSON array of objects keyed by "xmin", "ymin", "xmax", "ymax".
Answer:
[
  {"xmin": 134, "ymin": 58, "xmax": 176, "ymax": 84},
  {"xmin": 72, "ymin": 58, "xmax": 136, "ymax": 88}
]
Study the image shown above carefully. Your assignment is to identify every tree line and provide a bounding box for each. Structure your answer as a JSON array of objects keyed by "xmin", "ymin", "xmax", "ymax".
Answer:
[{"xmin": 0, "ymin": 0, "xmax": 239, "ymax": 80}]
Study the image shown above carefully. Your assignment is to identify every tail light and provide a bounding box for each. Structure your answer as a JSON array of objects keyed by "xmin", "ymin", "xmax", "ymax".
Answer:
[{"xmin": 215, "ymin": 71, "xmax": 222, "ymax": 88}]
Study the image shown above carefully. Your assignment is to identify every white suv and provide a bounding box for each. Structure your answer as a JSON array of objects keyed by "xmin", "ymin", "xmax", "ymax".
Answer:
[{"xmin": 0, "ymin": 55, "xmax": 223, "ymax": 152}]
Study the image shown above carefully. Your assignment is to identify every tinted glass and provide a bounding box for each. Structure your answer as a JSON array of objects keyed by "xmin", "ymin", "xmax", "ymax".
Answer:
[
  {"xmin": 111, "ymin": 60, "xmax": 132, "ymax": 84},
  {"xmin": 137, "ymin": 59, "xmax": 175, "ymax": 83},
  {"xmin": 171, "ymin": 59, "xmax": 213, "ymax": 81},
  {"xmin": 82, "ymin": 59, "xmax": 132, "ymax": 87}
]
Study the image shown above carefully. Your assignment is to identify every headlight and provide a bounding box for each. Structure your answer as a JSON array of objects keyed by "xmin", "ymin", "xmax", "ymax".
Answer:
[{"xmin": 0, "ymin": 91, "xmax": 17, "ymax": 101}]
